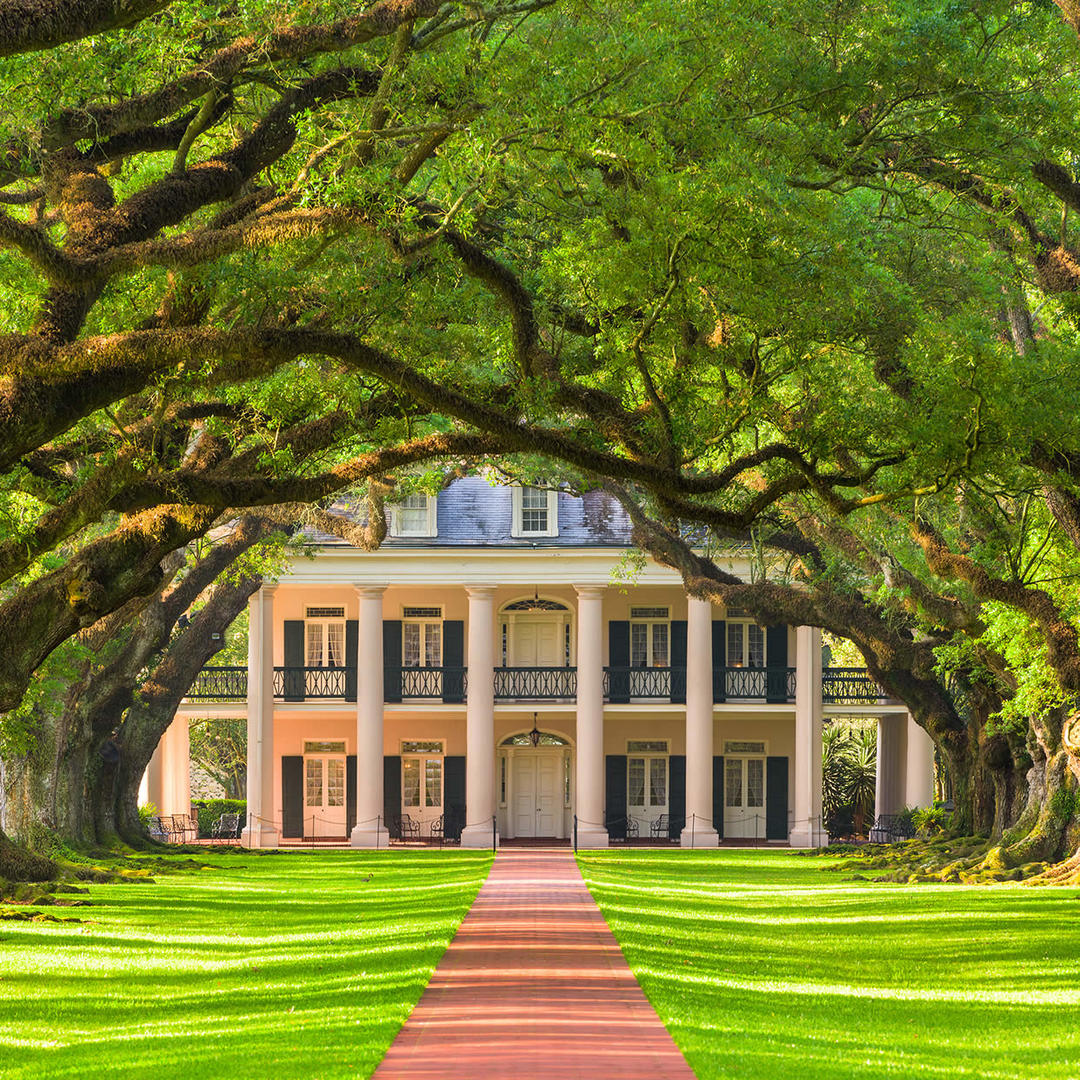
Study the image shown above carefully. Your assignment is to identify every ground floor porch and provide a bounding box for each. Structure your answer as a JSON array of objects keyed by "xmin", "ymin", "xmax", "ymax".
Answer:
[{"xmin": 151, "ymin": 697, "xmax": 935, "ymax": 849}]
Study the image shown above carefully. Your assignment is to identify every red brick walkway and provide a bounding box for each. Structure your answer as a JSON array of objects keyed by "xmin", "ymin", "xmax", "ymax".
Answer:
[{"xmin": 372, "ymin": 848, "xmax": 695, "ymax": 1079}]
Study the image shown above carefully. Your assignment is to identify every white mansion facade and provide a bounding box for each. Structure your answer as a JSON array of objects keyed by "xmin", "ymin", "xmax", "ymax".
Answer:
[{"xmin": 151, "ymin": 477, "xmax": 935, "ymax": 847}]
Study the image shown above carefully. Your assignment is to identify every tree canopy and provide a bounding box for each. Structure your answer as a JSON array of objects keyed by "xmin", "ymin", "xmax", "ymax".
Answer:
[{"xmin": 3, "ymin": 0, "xmax": 1080, "ymax": 876}]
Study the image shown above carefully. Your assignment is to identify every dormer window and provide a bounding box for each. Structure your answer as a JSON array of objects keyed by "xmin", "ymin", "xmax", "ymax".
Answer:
[
  {"xmin": 390, "ymin": 494, "xmax": 437, "ymax": 538},
  {"xmin": 512, "ymin": 485, "xmax": 558, "ymax": 537}
]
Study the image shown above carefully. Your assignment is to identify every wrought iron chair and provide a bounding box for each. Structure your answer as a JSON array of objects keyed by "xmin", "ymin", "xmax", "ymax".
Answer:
[
  {"xmin": 650, "ymin": 814, "xmax": 671, "ymax": 840},
  {"xmin": 212, "ymin": 812, "xmax": 240, "ymax": 840}
]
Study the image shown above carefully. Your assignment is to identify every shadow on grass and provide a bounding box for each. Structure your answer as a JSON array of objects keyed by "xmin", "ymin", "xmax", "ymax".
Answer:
[
  {"xmin": 579, "ymin": 849, "xmax": 1080, "ymax": 1080},
  {"xmin": 0, "ymin": 850, "xmax": 493, "ymax": 1079}
]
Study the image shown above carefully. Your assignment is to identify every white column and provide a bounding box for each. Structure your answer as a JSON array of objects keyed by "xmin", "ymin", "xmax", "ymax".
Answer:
[
  {"xmin": 144, "ymin": 742, "xmax": 165, "ymax": 813},
  {"xmin": 351, "ymin": 586, "xmax": 390, "ymax": 848},
  {"xmin": 681, "ymin": 594, "xmax": 719, "ymax": 847},
  {"xmin": 871, "ymin": 713, "xmax": 907, "ymax": 839},
  {"xmin": 461, "ymin": 586, "xmax": 498, "ymax": 849},
  {"xmin": 575, "ymin": 586, "xmax": 608, "ymax": 848},
  {"xmin": 790, "ymin": 625, "xmax": 828, "ymax": 847},
  {"xmin": 904, "ymin": 712, "xmax": 936, "ymax": 808},
  {"xmin": 242, "ymin": 585, "xmax": 279, "ymax": 847}
]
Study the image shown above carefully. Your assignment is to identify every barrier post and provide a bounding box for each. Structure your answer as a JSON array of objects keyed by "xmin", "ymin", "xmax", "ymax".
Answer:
[
  {"xmin": 492, "ymin": 815, "xmax": 496, "ymax": 851},
  {"xmin": 574, "ymin": 814, "xmax": 578, "ymax": 852}
]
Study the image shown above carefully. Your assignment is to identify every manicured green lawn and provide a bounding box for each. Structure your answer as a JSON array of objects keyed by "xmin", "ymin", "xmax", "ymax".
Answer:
[
  {"xmin": 578, "ymin": 849, "xmax": 1080, "ymax": 1080},
  {"xmin": 0, "ymin": 850, "xmax": 492, "ymax": 1079}
]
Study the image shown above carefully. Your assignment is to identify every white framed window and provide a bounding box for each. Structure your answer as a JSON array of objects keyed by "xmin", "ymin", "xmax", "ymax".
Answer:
[
  {"xmin": 511, "ymin": 485, "xmax": 559, "ymax": 537},
  {"xmin": 389, "ymin": 493, "xmax": 437, "ymax": 537},
  {"xmin": 630, "ymin": 607, "xmax": 670, "ymax": 668},
  {"xmin": 627, "ymin": 740, "xmax": 669, "ymax": 810},
  {"xmin": 306, "ymin": 615, "xmax": 345, "ymax": 668},
  {"xmin": 726, "ymin": 621, "xmax": 765, "ymax": 668},
  {"xmin": 403, "ymin": 607, "xmax": 443, "ymax": 667},
  {"xmin": 401, "ymin": 740, "xmax": 444, "ymax": 817}
]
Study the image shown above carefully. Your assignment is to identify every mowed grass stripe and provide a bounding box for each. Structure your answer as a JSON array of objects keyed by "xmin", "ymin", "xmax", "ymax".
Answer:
[
  {"xmin": 0, "ymin": 850, "xmax": 492, "ymax": 1079},
  {"xmin": 578, "ymin": 849, "xmax": 1080, "ymax": 1080}
]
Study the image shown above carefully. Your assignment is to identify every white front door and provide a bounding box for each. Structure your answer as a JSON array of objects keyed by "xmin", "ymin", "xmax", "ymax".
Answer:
[
  {"xmin": 724, "ymin": 757, "xmax": 766, "ymax": 838},
  {"xmin": 511, "ymin": 619, "xmax": 561, "ymax": 667},
  {"xmin": 304, "ymin": 755, "xmax": 347, "ymax": 837},
  {"xmin": 512, "ymin": 752, "xmax": 562, "ymax": 837}
]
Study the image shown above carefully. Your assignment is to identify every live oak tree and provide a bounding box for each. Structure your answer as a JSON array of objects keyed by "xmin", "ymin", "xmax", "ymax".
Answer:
[{"xmin": 3, "ymin": 0, "xmax": 1080, "ymax": 882}]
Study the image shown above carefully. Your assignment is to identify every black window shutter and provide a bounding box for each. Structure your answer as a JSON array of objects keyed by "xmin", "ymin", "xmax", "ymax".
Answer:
[
  {"xmin": 444, "ymin": 755, "xmax": 466, "ymax": 840},
  {"xmin": 670, "ymin": 619, "xmax": 687, "ymax": 704},
  {"xmin": 383, "ymin": 755, "xmax": 401, "ymax": 837},
  {"xmin": 668, "ymin": 755, "xmax": 686, "ymax": 838},
  {"xmin": 383, "ymin": 620, "xmax": 402, "ymax": 703},
  {"xmin": 345, "ymin": 620, "xmax": 358, "ymax": 701},
  {"xmin": 605, "ymin": 755, "xmax": 627, "ymax": 839},
  {"xmin": 282, "ymin": 756, "xmax": 303, "ymax": 838},
  {"xmin": 608, "ymin": 621, "xmax": 630, "ymax": 703},
  {"xmin": 712, "ymin": 620, "xmax": 726, "ymax": 703},
  {"xmin": 713, "ymin": 755, "xmax": 725, "ymax": 839},
  {"xmin": 766, "ymin": 625, "xmax": 788, "ymax": 702},
  {"xmin": 346, "ymin": 754, "xmax": 357, "ymax": 833},
  {"xmin": 443, "ymin": 621, "xmax": 465, "ymax": 704},
  {"xmin": 766, "ymin": 756, "xmax": 788, "ymax": 840},
  {"xmin": 283, "ymin": 620, "xmax": 305, "ymax": 701}
]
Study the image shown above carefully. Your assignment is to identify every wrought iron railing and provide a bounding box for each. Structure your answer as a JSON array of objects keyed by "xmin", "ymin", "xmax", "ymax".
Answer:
[
  {"xmin": 273, "ymin": 666, "xmax": 348, "ymax": 699},
  {"xmin": 393, "ymin": 666, "xmax": 468, "ymax": 701},
  {"xmin": 494, "ymin": 666, "xmax": 577, "ymax": 699},
  {"xmin": 715, "ymin": 666, "xmax": 796, "ymax": 701},
  {"xmin": 186, "ymin": 666, "xmax": 248, "ymax": 700},
  {"xmin": 603, "ymin": 666, "xmax": 682, "ymax": 700},
  {"xmin": 821, "ymin": 667, "xmax": 891, "ymax": 704}
]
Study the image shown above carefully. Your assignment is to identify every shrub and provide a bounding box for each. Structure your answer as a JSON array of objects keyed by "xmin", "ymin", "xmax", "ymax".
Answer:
[
  {"xmin": 912, "ymin": 806, "xmax": 949, "ymax": 837},
  {"xmin": 191, "ymin": 799, "xmax": 247, "ymax": 838}
]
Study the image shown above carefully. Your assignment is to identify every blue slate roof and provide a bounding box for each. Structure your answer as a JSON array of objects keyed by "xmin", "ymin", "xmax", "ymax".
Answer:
[{"xmin": 317, "ymin": 476, "xmax": 634, "ymax": 548}]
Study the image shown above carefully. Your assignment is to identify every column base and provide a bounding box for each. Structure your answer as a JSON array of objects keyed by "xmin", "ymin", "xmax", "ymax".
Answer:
[
  {"xmin": 240, "ymin": 825, "xmax": 279, "ymax": 849},
  {"xmin": 679, "ymin": 825, "xmax": 720, "ymax": 848},
  {"xmin": 576, "ymin": 825, "xmax": 609, "ymax": 849},
  {"xmin": 460, "ymin": 823, "xmax": 499, "ymax": 849},
  {"xmin": 350, "ymin": 823, "xmax": 391, "ymax": 850},
  {"xmin": 788, "ymin": 824, "xmax": 830, "ymax": 849}
]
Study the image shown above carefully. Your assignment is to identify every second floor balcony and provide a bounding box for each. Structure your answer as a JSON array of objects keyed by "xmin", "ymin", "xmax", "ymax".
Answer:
[{"xmin": 185, "ymin": 664, "xmax": 892, "ymax": 706}]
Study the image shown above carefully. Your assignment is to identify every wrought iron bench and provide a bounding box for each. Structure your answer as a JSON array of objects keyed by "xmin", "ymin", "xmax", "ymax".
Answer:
[
  {"xmin": 650, "ymin": 814, "xmax": 671, "ymax": 840},
  {"xmin": 147, "ymin": 815, "xmax": 167, "ymax": 843},
  {"xmin": 625, "ymin": 816, "xmax": 640, "ymax": 840},
  {"xmin": 868, "ymin": 813, "xmax": 915, "ymax": 843}
]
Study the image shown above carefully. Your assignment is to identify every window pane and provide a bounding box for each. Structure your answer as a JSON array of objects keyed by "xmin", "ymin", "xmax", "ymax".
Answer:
[
  {"xmin": 628, "ymin": 758, "xmax": 645, "ymax": 806},
  {"xmin": 649, "ymin": 758, "xmax": 667, "ymax": 806},
  {"xmin": 631, "ymin": 624, "xmax": 648, "ymax": 667},
  {"xmin": 402, "ymin": 759, "xmax": 420, "ymax": 806},
  {"xmin": 327, "ymin": 759, "xmax": 345, "ymax": 807},
  {"xmin": 747, "ymin": 758, "xmax": 764, "ymax": 808},
  {"xmin": 727, "ymin": 624, "xmax": 744, "ymax": 666},
  {"xmin": 748, "ymin": 624, "xmax": 765, "ymax": 668},
  {"xmin": 306, "ymin": 623, "xmax": 323, "ymax": 666},
  {"xmin": 305, "ymin": 759, "xmax": 323, "ymax": 807},
  {"xmin": 521, "ymin": 487, "xmax": 548, "ymax": 532},
  {"xmin": 652, "ymin": 623, "xmax": 669, "ymax": 666},
  {"xmin": 403, "ymin": 623, "xmax": 421, "ymax": 667},
  {"xmin": 425, "ymin": 759, "xmax": 442, "ymax": 807},
  {"xmin": 424, "ymin": 622, "xmax": 442, "ymax": 666},
  {"xmin": 327, "ymin": 622, "xmax": 344, "ymax": 667},
  {"xmin": 726, "ymin": 758, "xmax": 743, "ymax": 807}
]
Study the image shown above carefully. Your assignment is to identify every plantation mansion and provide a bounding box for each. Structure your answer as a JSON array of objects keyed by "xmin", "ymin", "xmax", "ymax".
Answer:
[{"xmin": 155, "ymin": 477, "xmax": 935, "ymax": 847}]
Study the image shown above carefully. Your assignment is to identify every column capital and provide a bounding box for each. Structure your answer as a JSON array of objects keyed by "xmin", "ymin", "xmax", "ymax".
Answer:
[
  {"xmin": 574, "ymin": 584, "xmax": 605, "ymax": 599},
  {"xmin": 260, "ymin": 583, "xmax": 278, "ymax": 596},
  {"xmin": 465, "ymin": 584, "xmax": 497, "ymax": 598},
  {"xmin": 354, "ymin": 584, "xmax": 386, "ymax": 599}
]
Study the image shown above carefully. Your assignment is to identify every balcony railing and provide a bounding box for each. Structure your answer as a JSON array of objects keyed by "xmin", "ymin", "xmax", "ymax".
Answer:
[
  {"xmin": 273, "ymin": 666, "xmax": 348, "ymax": 699},
  {"xmin": 494, "ymin": 666, "xmax": 577, "ymax": 700},
  {"xmin": 187, "ymin": 665, "xmax": 247, "ymax": 700},
  {"xmin": 716, "ymin": 666, "xmax": 796, "ymax": 702},
  {"xmin": 390, "ymin": 665, "xmax": 467, "ymax": 702},
  {"xmin": 185, "ymin": 663, "xmax": 887, "ymax": 706},
  {"xmin": 603, "ymin": 667, "xmax": 684, "ymax": 700},
  {"xmin": 821, "ymin": 667, "xmax": 892, "ymax": 704}
]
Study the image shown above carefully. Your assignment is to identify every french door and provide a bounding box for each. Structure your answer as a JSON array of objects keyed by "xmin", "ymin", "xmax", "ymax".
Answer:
[
  {"xmin": 724, "ymin": 756, "xmax": 766, "ymax": 838},
  {"xmin": 304, "ymin": 754, "xmax": 347, "ymax": 837},
  {"xmin": 512, "ymin": 752, "xmax": 562, "ymax": 837}
]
